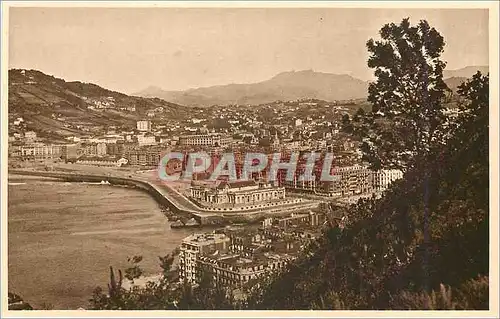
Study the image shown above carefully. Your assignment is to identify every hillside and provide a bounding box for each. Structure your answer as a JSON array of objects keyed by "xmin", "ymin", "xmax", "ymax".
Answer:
[
  {"xmin": 443, "ymin": 65, "xmax": 489, "ymax": 78},
  {"xmin": 443, "ymin": 66, "xmax": 489, "ymax": 94},
  {"xmin": 135, "ymin": 70, "xmax": 370, "ymax": 107},
  {"xmin": 8, "ymin": 69, "xmax": 189, "ymax": 141}
]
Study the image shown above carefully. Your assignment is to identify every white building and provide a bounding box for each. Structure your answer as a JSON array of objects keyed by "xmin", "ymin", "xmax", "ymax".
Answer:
[
  {"xmin": 13, "ymin": 117, "xmax": 24, "ymax": 126},
  {"xmin": 190, "ymin": 180, "xmax": 286, "ymax": 207},
  {"xmin": 96, "ymin": 142, "xmax": 107, "ymax": 156},
  {"xmin": 137, "ymin": 120, "xmax": 152, "ymax": 132},
  {"xmin": 21, "ymin": 143, "xmax": 62, "ymax": 160},
  {"xmin": 373, "ymin": 169, "xmax": 403, "ymax": 192},
  {"xmin": 178, "ymin": 233, "xmax": 231, "ymax": 284},
  {"xmin": 76, "ymin": 156, "xmax": 128, "ymax": 167},
  {"xmin": 137, "ymin": 134, "xmax": 157, "ymax": 146},
  {"xmin": 179, "ymin": 133, "xmax": 231, "ymax": 148}
]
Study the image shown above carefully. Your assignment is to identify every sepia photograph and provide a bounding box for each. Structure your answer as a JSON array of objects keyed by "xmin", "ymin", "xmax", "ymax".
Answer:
[{"xmin": 1, "ymin": 1, "xmax": 498, "ymax": 317}]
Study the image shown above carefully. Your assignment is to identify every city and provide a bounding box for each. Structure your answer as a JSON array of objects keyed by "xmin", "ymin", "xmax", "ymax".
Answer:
[{"xmin": 3, "ymin": 4, "xmax": 496, "ymax": 316}]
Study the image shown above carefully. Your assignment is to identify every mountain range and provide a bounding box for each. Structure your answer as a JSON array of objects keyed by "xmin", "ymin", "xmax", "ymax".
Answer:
[
  {"xmin": 135, "ymin": 66, "xmax": 489, "ymax": 107},
  {"xmin": 443, "ymin": 65, "xmax": 489, "ymax": 78}
]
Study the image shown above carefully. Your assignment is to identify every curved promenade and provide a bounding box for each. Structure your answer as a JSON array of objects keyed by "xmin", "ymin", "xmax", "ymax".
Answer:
[
  {"xmin": 9, "ymin": 169, "xmax": 202, "ymax": 216},
  {"xmin": 9, "ymin": 169, "xmax": 321, "ymax": 224}
]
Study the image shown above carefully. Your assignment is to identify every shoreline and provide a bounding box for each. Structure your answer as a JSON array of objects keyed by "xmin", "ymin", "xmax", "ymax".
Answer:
[
  {"xmin": 8, "ymin": 169, "xmax": 205, "ymax": 223},
  {"xmin": 7, "ymin": 177, "xmax": 193, "ymax": 309},
  {"xmin": 8, "ymin": 169, "xmax": 322, "ymax": 225}
]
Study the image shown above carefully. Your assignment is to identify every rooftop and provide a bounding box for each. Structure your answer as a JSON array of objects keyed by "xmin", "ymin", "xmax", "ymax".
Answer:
[
  {"xmin": 216, "ymin": 180, "xmax": 258, "ymax": 189},
  {"xmin": 182, "ymin": 232, "xmax": 229, "ymax": 246},
  {"xmin": 199, "ymin": 252, "xmax": 290, "ymax": 270}
]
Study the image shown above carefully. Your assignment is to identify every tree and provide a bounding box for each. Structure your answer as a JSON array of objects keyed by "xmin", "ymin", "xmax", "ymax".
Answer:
[
  {"xmin": 8, "ymin": 292, "xmax": 33, "ymax": 310},
  {"xmin": 456, "ymin": 71, "xmax": 489, "ymax": 128},
  {"xmin": 341, "ymin": 114, "xmax": 352, "ymax": 134},
  {"xmin": 125, "ymin": 255, "xmax": 144, "ymax": 283},
  {"xmin": 89, "ymin": 255, "xmax": 178, "ymax": 310},
  {"xmin": 356, "ymin": 18, "xmax": 449, "ymax": 171},
  {"xmin": 88, "ymin": 252, "xmax": 236, "ymax": 310}
]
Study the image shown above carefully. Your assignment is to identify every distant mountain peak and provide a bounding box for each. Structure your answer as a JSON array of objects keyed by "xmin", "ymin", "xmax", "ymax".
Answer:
[
  {"xmin": 143, "ymin": 85, "xmax": 163, "ymax": 91},
  {"xmin": 134, "ymin": 65, "xmax": 488, "ymax": 108},
  {"xmin": 271, "ymin": 69, "xmax": 353, "ymax": 79},
  {"xmin": 278, "ymin": 69, "xmax": 315, "ymax": 75},
  {"xmin": 136, "ymin": 70, "xmax": 369, "ymax": 107},
  {"xmin": 444, "ymin": 65, "xmax": 489, "ymax": 78},
  {"xmin": 133, "ymin": 85, "xmax": 172, "ymax": 98}
]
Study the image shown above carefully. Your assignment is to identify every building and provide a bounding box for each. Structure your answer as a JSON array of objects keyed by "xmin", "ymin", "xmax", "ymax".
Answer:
[
  {"xmin": 283, "ymin": 164, "xmax": 374, "ymax": 197},
  {"xmin": 8, "ymin": 145, "xmax": 22, "ymax": 158},
  {"xmin": 106, "ymin": 141, "xmax": 125, "ymax": 157},
  {"xmin": 24, "ymin": 131, "xmax": 37, "ymax": 143},
  {"xmin": 283, "ymin": 176, "xmax": 316, "ymax": 192},
  {"xmin": 124, "ymin": 147, "xmax": 162, "ymax": 166},
  {"xmin": 80, "ymin": 143, "xmax": 96, "ymax": 156},
  {"xmin": 20, "ymin": 143, "xmax": 62, "ymax": 161},
  {"xmin": 179, "ymin": 230, "xmax": 298, "ymax": 287},
  {"xmin": 261, "ymin": 217, "xmax": 273, "ymax": 228},
  {"xmin": 61, "ymin": 144, "xmax": 79, "ymax": 161},
  {"xmin": 274, "ymin": 211, "xmax": 326, "ymax": 230},
  {"xmin": 283, "ymin": 140, "xmax": 301, "ymax": 151},
  {"xmin": 331, "ymin": 165, "xmax": 373, "ymax": 196},
  {"xmin": 309, "ymin": 211, "xmax": 326, "ymax": 227},
  {"xmin": 79, "ymin": 142, "xmax": 106, "ymax": 157},
  {"xmin": 190, "ymin": 180, "xmax": 286, "ymax": 207},
  {"xmin": 197, "ymin": 252, "xmax": 294, "ymax": 287},
  {"xmin": 137, "ymin": 134, "xmax": 157, "ymax": 146},
  {"xmin": 96, "ymin": 142, "xmax": 107, "ymax": 156},
  {"xmin": 373, "ymin": 169, "xmax": 403, "ymax": 192},
  {"xmin": 277, "ymin": 213, "xmax": 310, "ymax": 229},
  {"xmin": 271, "ymin": 132, "xmax": 280, "ymax": 149},
  {"xmin": 13, "ymin": 117, "xmax": 24, "ymax": 126},
  {"xmin": 179, "ymin": 133, "xmax": 231, "ymax": 148},
  {"xmin": 137, "ymin": 120, "xmax": 152, "ymax": 132},
  {"xmin": 178, "ymin": 233, "xmax": 231, "ymax": 284},
  {"xmin": 76, "ymin": 156, "xmax": 128, "ymax": 167}
]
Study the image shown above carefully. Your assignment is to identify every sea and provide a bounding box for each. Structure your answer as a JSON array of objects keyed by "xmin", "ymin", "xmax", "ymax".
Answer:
[{"xmin": 7, "ymin": 176, "xmax": 195, "ymax": 309}]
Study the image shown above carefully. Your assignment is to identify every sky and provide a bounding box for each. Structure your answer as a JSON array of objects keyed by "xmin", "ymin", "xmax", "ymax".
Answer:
[{"xmin": 9, "ymin": 7, "xmax": 489, "ymax": 94}]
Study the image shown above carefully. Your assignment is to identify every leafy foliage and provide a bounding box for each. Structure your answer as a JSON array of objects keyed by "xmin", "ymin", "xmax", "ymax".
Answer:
[
  {"xmin": 88, "ymin": 248, "xmax": 241, "ymax": 310},
  {"xmin": 125, "ymin": 255, "xmax": 144, "ymax": 282},
  {"xmin": 355, "ymin": 18, "xmax": 449, "ymax": 171},
  {"xmin": 8, "ymin": 292, "xmax": 34, "ymax": 310},
  {"xmin": 389, "ymin": 276, "xmax": 489, "ymax": 310},
  {"xmin": 89, "ymin": 254, "xmax": 179, "ymax": 310}
]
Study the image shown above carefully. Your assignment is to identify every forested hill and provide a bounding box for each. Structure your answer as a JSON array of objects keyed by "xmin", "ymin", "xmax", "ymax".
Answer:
[{"xmin": 8, "ymin": 69, "xmax": 189, "ymax": 140}]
